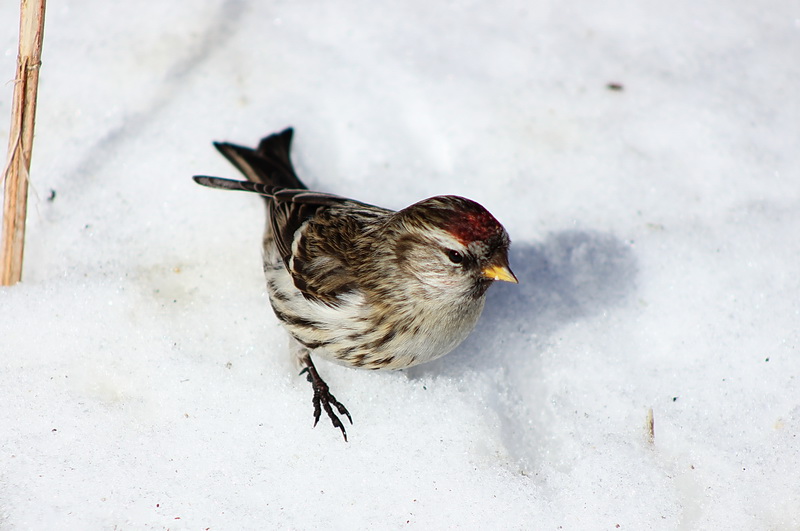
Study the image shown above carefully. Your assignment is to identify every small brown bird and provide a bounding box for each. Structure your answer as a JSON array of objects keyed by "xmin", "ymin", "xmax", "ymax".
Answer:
[{"xmin": 194, "ymin": 128, "xmax": 517, "ymax": 440}]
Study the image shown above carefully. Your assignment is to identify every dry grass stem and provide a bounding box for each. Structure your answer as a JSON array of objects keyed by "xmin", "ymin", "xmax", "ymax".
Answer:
[{"xmin": 1, "ymin": 0, "xmax": 46, "ymax": 285}]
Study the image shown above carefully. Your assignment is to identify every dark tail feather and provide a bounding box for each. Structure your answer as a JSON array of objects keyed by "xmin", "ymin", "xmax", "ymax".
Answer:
[
  {"xmin": 212, "ymin": 128, "xmax": 307, "ymax": 190},
  {"xmin": 192, "ymin": 175, "xmax": 278, "ymax": 196}
]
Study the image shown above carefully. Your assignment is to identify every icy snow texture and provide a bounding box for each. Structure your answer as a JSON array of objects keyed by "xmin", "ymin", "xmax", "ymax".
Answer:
[{"xmin": 1, "ymin": 0, "xmax": 799, "ymax": 528}]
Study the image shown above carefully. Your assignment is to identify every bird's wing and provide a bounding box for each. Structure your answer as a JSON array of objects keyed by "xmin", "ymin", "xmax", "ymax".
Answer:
[{"xmin": 286, "ymin": 207, "xmax": 371, "ymax": 304}]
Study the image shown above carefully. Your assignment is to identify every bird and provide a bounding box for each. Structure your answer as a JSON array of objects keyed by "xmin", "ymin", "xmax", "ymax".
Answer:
[{"xmin": 194, "ymin": 128, "xmax": 517, "ymax": 441}]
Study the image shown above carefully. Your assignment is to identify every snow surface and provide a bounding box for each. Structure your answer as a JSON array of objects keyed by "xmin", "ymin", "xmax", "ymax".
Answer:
[{"xmin": 1, "ymin": 0, "xmax": 799, "ymax": 528}]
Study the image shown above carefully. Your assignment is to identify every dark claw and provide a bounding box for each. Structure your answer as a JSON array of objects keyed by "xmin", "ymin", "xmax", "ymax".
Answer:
[{"xmin": 300, "ymin": 361, "xmax": 352, "ymax": 441}]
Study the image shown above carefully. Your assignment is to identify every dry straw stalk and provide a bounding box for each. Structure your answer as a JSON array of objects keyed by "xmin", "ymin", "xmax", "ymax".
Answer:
[{"xmin": 1, "ymin": 0, "xmax": 46, "ymax": 285}]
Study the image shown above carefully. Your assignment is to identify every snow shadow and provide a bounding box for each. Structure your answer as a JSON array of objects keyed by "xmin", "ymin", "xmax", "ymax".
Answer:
[
  {"xmin": 483, "ymin": 230, "xmax": 637, "ymax": 468},
  {"xmin": 410, "ymin": 230, "xmax": 638, "ymax": 470},
  {"xmin": 408, "ymin": 229, "xmax": 638, "ymax": 371},
  {"xmin": 478, "ymin": 229, "xmax": 638, "ymax": 344},
  {"xmin": 409, "ymin": 228, "xmax": 638, "ymax": 373}
]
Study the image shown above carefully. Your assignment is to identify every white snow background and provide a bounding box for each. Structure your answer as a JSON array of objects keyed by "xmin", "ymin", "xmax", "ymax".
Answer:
[{"xmin": 1, "ymin": 0, "xmax": 799, "ymax": 528}]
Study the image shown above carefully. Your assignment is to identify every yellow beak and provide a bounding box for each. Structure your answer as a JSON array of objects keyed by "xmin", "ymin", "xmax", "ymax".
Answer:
[{"xmin": 482, "ymin": 264, "xmax": 518, "ymax": 284}]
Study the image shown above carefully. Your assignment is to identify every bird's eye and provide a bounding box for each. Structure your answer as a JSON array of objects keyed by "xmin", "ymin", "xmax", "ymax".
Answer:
[{"xmin": 447, "ymin": 250, "xmax": 464, "ymax": 264}]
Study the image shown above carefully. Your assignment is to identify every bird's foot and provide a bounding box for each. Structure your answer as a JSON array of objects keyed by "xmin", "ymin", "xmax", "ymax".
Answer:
[{"xmin": 300, "ymin": 358, "xmax": 352, "ymax": 441}]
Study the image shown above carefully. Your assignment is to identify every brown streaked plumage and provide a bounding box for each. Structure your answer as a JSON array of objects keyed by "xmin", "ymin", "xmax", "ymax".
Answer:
[{"xmin": 194, "ymin": 128, "xmax": 516, "ymax": 441}]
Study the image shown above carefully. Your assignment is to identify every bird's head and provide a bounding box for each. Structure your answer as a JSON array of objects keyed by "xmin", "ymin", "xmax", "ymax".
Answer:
[{"xmin": 393, "ymin": 195, "xmax": 517, "ymax": 299}]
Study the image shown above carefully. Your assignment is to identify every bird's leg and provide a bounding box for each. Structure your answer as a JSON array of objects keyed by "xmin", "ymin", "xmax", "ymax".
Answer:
[{"xmin": 299, "ymin": 354, "xmax": 352, "ymax": 441}]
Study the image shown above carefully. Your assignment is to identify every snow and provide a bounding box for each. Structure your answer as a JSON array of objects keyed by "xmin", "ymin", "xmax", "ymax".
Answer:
[{"xmin": 1, "ymin": 0, "xmax": 799, "ymax": 528}]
